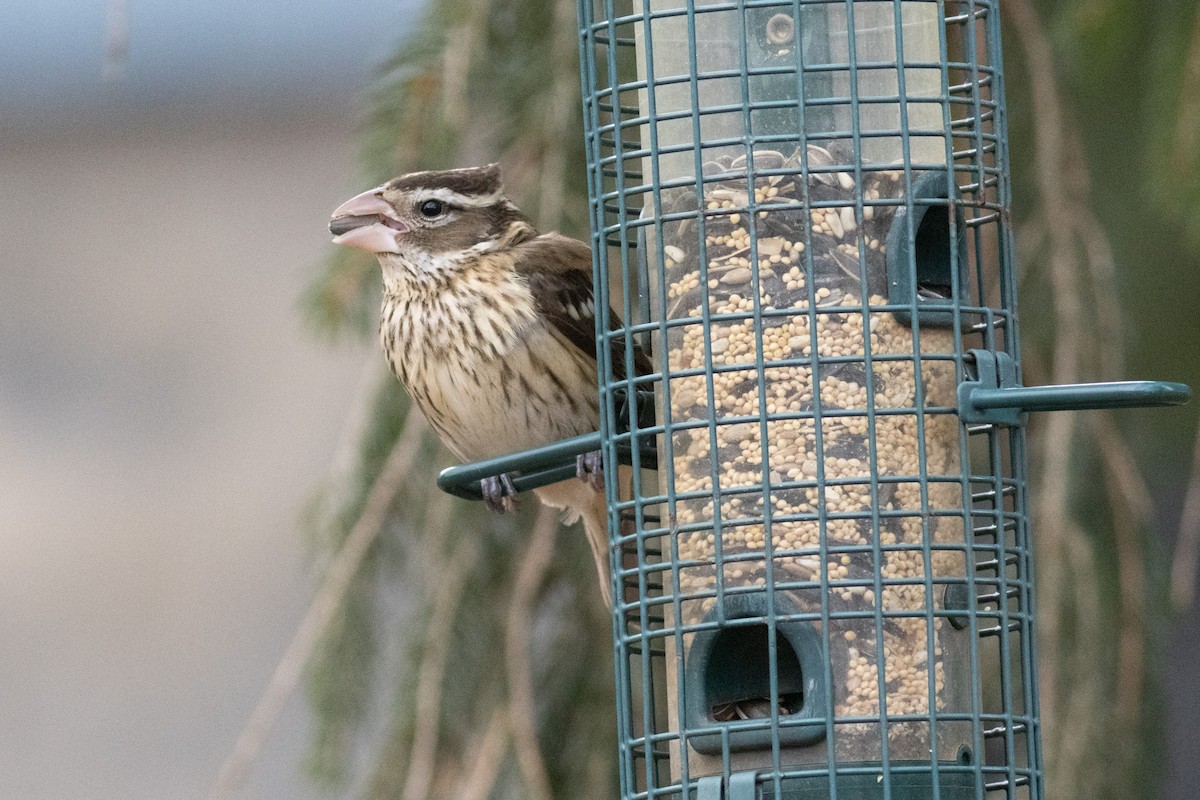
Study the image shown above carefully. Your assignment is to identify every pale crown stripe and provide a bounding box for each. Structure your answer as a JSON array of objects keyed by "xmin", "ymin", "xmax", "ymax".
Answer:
[{"xmin": 412, "ymin": 187, "xmax": 502, "ymax": 208}]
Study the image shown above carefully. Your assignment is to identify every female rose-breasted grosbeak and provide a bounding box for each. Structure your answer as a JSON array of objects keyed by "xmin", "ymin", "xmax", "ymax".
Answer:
[{"xmin": 329, "ymin": 164, "xmax": 647, "ymax": 606}]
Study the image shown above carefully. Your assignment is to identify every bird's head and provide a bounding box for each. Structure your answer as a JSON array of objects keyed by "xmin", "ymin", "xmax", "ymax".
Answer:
[{"xmin": 329, "ymin": 164, "xmax": 531, "ymax": 265}]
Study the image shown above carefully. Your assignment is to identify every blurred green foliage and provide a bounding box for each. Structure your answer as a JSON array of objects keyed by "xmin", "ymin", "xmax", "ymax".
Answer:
[{"xmin": 302, "ymin": 0, "xmax": 615, "ymax": 798}]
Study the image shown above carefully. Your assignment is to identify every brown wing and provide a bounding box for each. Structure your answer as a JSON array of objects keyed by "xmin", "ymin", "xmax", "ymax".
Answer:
[{"xmin": 513, "ymin": 233, "xmax": 651, "ymax": 382}]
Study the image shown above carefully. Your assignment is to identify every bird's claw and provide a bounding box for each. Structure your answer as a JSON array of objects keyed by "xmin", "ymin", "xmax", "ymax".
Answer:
[
  {"xmin": 576, "ymin": 450, "xmax": 604, "ymax": 490},
  {"xmin": 480, "ymin": 472, "xmax": 519, "ymax": 513}
]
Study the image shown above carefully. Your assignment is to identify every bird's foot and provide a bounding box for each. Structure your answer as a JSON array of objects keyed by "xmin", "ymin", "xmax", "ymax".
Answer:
[
  {"xmin": 480, "ymin": 472, "xmax": 519, "ymax": 513},
  {"xmin": 576, "ymin": 450, "xmax": 604, "ymax": 491}
]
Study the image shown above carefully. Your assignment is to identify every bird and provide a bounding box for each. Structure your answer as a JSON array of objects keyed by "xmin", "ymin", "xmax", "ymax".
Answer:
[{"xmin": 329, "ymin": 163, "xmax": 649, "ymax": 607}]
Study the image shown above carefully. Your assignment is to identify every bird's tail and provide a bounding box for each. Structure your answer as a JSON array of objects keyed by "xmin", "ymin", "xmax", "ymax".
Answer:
[
  {"xmin": 579, "ymin": 488, "xmax": 613, "ymax": 608},
  {"xmin": 534, "ymin": 473, "xmax": 617, "ymax": 608}
]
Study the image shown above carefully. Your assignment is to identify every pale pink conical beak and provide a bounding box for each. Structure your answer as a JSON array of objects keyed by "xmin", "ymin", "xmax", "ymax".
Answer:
[{"xmin": 329, "ymin": 187, "xmax": 409, "ymax": 254}]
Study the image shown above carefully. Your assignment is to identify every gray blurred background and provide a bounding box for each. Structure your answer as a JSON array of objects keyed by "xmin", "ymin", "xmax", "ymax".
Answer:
[{"xmin": 0, "ymin": 2, "xmax": 414, "ymax": 797}]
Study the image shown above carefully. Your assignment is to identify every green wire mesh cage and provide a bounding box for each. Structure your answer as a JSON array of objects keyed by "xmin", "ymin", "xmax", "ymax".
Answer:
[
  {"xmin": 437, "ymin": 0, "xmax": 1190, "ymax": 796},
  {"xmin": 570, "ymin": 2, "xmax": 1188, "ymax": 799}
]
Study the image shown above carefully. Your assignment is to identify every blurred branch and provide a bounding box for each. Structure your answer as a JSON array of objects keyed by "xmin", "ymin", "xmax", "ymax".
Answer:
[
  {"xmin": 1077, "ymin": 210, "xmax": 1124, "ymax": 378},
  {"xmin": 1045, "ymin": 522, "xmax": 1102, "ymax": 789},
  {"xmin": 453, "ymin": 706, "xmax": 510, "ymax": 800},
  {"xmin": 1089, "ymin": 413, "xmax": 1155, "ymax": 528},
  {"xmin": 534, "ymin": 0, "xmax": 578, "ymax": 224},
  {"xmin": 1090, "ymin": 411, "xmax": 1157, "ymax": 738},
  {"xmin": 401, "ymin": 491, "xmax": 473, "ymax": 800},
  {"xmin": 1003, "ymin": 0, "xmax": 1083, "ymax": 455},
  {"xmin": 210, "ymin": 411, "xmax": 429, "ymax": 799},
  {"xmin": 1171, "ymin": 425, "xmax": 1200, "ymax": 613},
  {"xmin": 1014, "ymin": 216, "xmax": 1047, "ymax": 285},
  {"xmin": 1099, "ymin": 428, "xmax": 1147, "ymax": 745},
  {"xmin": 583, "ymin": 742, "xmax": 616, "ymax": 800},
  {"xmin": 505, "ymin": 507, "xmax": 559, "ymax": 800},
  {"xmin": 1004, "ymin": 0, "xmax": 1081, "ymax": 762},
  {"xmin": 440, "ymin": 0, "xmax": 495, "ymax": 136},
  {"xmin": 1173, "ymin": 8, "xmax": 1200, "ymax": 175},
  {"xmin": 1003, "ymin": 1, "xmax": 1146, "ymax": 795}
]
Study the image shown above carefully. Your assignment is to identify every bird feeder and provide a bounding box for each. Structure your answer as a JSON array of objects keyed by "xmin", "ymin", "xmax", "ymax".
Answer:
[
  {"xmin": 436, "ymin": 0, "xmax": 1189, "ymax": 797},
  {"xmin": 570, "ymin": 2, "xmax": 1190, "ymax": 799}
]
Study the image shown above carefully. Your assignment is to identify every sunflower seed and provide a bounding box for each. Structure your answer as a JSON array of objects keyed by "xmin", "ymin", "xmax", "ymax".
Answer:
[
  {"xmin": 751, "ymin": 149, "xmax": 786, "ymax": 171},
  {"xmin": 804, "ymin": 144, "xmax": 839, "ymax": 186},
  {"xmin": 720, "ymin": 267, "xmax": 753, "ymax": 284},
  {"xmin": 826, "ymin": 209, "xmax": 845, "ymax": 238},
  {"xmin": 840, "ymin": 206, "xmax": 857, "ymax": 235},
  {"xmin": 710, "ymin": 188, "xmax": 750, "ymax": 206},
  {"xmin": 757, "ymin": 236, "xmax": 786, "ymax": 256},
  {"xmin": 807, "ymin": 143, "xmax": 835, "ymax": 168},
  {"xmin": 795, "ymin": 557, "xmax": 821, "ymax": 574}
]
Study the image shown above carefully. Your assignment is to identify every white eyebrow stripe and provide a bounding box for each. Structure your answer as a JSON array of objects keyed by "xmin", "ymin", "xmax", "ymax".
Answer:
[{"xmin": 412, "ymin": 187, "xmax": 502, "ymax": 208}]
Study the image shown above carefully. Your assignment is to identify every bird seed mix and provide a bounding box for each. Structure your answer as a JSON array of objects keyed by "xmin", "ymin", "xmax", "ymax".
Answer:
[{"xmin": 650, "ymin": 144, "xmax": 971, "ymax": 761}]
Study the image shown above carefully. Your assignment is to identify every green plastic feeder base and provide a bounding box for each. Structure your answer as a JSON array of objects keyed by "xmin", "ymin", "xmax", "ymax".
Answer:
[{"xmin": 695, "ymin": 764, "xmax": 976, "ymax": 800}]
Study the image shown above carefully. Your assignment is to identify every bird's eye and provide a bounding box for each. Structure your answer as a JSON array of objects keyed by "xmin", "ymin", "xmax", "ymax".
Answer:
[{"xmin": 418, "ymin": 199, "xmax": 446, "ymax": 218}]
